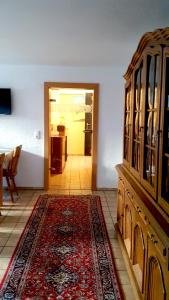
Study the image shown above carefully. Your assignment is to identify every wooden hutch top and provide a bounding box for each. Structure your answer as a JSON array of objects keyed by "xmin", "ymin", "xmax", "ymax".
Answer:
[{"xmin": 124, "ymin": 27, "xmax": 169, "ymax": 80}]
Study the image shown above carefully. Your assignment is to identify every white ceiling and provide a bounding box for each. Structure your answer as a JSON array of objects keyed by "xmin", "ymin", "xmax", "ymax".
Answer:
[{"xmin": 0, "ymin": 0, "xmax": 169, "ymax": 66}]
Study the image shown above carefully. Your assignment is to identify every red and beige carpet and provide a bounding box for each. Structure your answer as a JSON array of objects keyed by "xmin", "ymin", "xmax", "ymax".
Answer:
[{"xmin": 0, "ymin": 195, "xmax": 123, "ymax": 299}]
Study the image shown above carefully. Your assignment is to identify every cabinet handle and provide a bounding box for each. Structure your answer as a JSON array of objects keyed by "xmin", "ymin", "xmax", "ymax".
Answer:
[
  {"xmin": 153, "ymin": 240, "xmax": 158, "ymax": 244},
  {"xmin": 137, "ymin": 206, "xmax": 141, "ymax": 213},
  {"xmin": 150, "ymin": 234, "xmax": 155, "ymax": 241}
]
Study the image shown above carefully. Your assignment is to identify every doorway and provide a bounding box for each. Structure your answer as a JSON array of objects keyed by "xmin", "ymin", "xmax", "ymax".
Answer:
[{"xmin": 44, "ymin": 82, "xmax": 99, "ymax": 190}]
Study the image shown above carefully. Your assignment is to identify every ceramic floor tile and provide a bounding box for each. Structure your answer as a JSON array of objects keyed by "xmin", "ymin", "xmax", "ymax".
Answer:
[
  {"xmin": 107, "ymin": 228, "xmax": 118, "ymax": 239},
  {"xmin": 118, "ymin": 271, "xmax": 131, "ymax": 285},
  {"xmin": 110, "ymin": 238, "xmax": 121, "ymax": 249},
  {"xmin": 5, "ymin": 235, "xmax": 20, "ymax": 247},
  {"xmin": 114, "ymin": 258, "xmax": 127, "ymax": 271},
  {"xmin": 3, "ymin": 216, "xmax": 21, "ymax": 223},
  {"xmin": 0, "ymin": 269, "xmax": 5, "ymax": 281},
  {"xmin": 0, "ymin": 238, "xmax": 8, "ymax": 247},
  {"xmin": 111, "ymin": 247, "xmax": 123, "ymax": 259},
  {"xmin": 105, "ymin": 217, "xmax": 113, "ymax": 224},
  {"xmin": 102, "ymin": 207, "xmax": 110, "ymax": 212},
  {"xmin": 0, "ymin": 232, "xmax": 11, "ymax": 239},
  {"xmin": 18, "ymin": 215, "xmax": 30, "ymax": 223},
  {"xmin": 122, "ymin": 284, "xmax": 136, "ymax": 300},
  {"xmin": 0, "ymin": 247, "xmax": 15, "ymax": 258},
  {"xmin": 0, "ymin": 258, "xmax": 11, "ymax": 270}
]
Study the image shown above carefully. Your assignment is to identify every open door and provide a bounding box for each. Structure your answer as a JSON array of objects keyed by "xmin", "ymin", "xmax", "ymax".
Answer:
[{"xmin": 44, "ymin": 82, "xmax": 99, "ymax": 191}]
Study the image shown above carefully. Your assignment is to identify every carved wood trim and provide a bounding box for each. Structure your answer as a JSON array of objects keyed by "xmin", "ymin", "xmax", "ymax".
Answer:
[
  {"xmin": 124, "ymin": 27, "xmax": 169, "ymax": 80},
  {"xmin": 147, "ymin": 256, "xmax": 166, "ymax": 300}
]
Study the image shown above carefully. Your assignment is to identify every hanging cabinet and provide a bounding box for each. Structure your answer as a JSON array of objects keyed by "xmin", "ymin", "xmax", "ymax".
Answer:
[{"xmin": 116, "ymin": 27, "xmax": 169, "ymax": 300}]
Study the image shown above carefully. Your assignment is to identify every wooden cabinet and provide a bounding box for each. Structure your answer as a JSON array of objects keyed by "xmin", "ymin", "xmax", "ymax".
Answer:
[
  {"xmin": 146, "ymin": 235, "xmax": 168, "ymax": 300},
  {"xmin": 50, "ymin": 136, "xmax": 67, "ymax": 174},
  {"xmin": 116, "ymin": 27, "xmax": 169, "ymax": 300},
  {"xmin": 158, "ymin": 47, "xmax": 169, "ymax": 214},
  {"xmin": 117, "ymin": 178, "xmax": 125, "ymax": 236}
]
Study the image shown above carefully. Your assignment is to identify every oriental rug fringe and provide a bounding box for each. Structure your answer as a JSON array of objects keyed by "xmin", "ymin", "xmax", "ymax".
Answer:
[{"xmin": 0, "ymin": 194, "xmax": 123, "ymax": 299}]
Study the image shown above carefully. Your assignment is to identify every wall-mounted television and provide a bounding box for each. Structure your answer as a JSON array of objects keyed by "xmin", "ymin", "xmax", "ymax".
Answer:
[{"xmin": 0, "ymin": 88, "xmax": 12, "ymax": 115}]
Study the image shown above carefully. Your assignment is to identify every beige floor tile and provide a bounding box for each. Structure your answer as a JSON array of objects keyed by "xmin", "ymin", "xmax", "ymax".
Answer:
[
  {"xmin": 122, "ymin": 284, "xmax": 136, "ymax": 300},
  {"xmin": 69, "ymin": 190, "xmax": 82, "ymax": 195},
  {"xmin": 0, "ymin": 247, "xmax": 15, "ymax": 258},
  {"xmin": 0, "ymin": 232, "xmax": 11, "ymax": 239},
  {"xmin": 21, "ymin": 211, "xmax": 32, "ymax": 217},
  {"xmin": 0, "ymin": 223, "xmax": 16, "ymax": 233},
  {"xmin": 103, "ymin": 211, "xmax": 111, "ymax": 218},
  {"xmin": 111, "ymin": 247, "xmax": 123, "ymax": 259},
  {"xmin": 110, "ymin": 238, "xmax": 121, "ymax": 249},
  {"xmin": 105, "ymin": 217, "xmax": 113, "ymax": 224},
  {"xmin": 114, "ymin": 258, "xmax": 127, "ymax": 271},
  {"xmin": 2, "ymin": 216, "xmax": 21, "ymax": 223},
  {"xmin": 7, "ymin": 209, "xmax": 24, "ymax": 217},
  {"xmin": 18, "ymin": 215, "xmax": 30, "ymax": 223},
  {"xmin": 102, "ymin": 207, "xmax": 110, "ymax": 212},
  {"xmin": 118, "ymin": 271, "xmax": 131, "ymax": 285},
  {"xmin": 100, "ymin": 202, "xmax": 108, "ymax": 208},
  {"xmin": 107, "ymin": 228, "xmax": 117, "ymax": 239},
  {"xmin": 0, "ymin": 258, "xmax": 10, "ymax": 270},
  {"xmin": 0, "ymin": 238, "xmax": 8, "ymax": 247},
  {"xmin": 5, "ymin": 235, "xmax": 20, "ymax": 247},
  {"xmin": 81, "ymin": 190, "xmax": 92, "ymax": 194},
  {"xmin": 0, "ymin": 269, "xmax": 5, "ymax": 281}
]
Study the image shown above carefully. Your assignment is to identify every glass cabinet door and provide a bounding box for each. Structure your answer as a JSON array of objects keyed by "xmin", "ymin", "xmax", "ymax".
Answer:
[
  {"xmin": 123, "ymin": 83, "xmax": 131, "ymax": 165},
  {"xmin": 142, "ymin": 52, "xmax": 161, "ymax": 197},
  {"xmin": 159, "ymin": 49, "xmax": 169, "ymax": 214},
  {"xmin": 131, "ymin": 62, "xmax": 143, "ymax": 176}
]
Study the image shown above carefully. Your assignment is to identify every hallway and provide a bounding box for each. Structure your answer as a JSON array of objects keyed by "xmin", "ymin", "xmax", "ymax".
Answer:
[{"xmin": 49, "ymin": 155, "xmax": 92, "ymax": 190}]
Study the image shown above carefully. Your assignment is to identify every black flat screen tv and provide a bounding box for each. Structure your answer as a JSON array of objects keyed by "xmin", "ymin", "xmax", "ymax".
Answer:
[{"xmin": 0, "ymin": 88, "xmax": 12, "ymax": 115}]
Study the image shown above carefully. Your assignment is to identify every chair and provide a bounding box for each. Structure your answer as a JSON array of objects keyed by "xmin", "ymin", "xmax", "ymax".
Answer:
[{"xmin": 3, "ymin": 145, "xmax": 22, "ymax": 202}]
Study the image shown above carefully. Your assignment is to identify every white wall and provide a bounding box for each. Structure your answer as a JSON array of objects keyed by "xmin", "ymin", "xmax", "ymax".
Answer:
[{"xmin": 0, "ymin": 65, "xmax": 124, "ymax": 188}]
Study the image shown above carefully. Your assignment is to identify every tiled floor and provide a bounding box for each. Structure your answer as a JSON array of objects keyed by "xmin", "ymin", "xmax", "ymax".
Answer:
[
  {"xmin": 49, "ymin": 155, "xmax": 92, "ymax": 189},
  {"xmin": 0, "ymin": 156, "xmax": 135, "ymax": 299}
]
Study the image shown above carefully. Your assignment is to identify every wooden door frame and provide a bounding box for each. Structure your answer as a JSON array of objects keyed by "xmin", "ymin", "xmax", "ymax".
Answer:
[{"xmin": 44, "ymin": 82, "xmax": 99, "ymax": 190}]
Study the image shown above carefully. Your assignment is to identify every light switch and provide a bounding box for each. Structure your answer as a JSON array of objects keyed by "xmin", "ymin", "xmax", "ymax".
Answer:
[{"xmin": 34, "ymin": 130, "xmax": 41, "ymax": 139}]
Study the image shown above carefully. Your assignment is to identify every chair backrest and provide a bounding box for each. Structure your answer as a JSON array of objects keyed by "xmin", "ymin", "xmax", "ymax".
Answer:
[
  {"xmin": 8, "ymin": 145, "xmax": 22, "ymax": 176},
  {"xmin": 0, "ymin": 153, "xmax": 5, "ymax": 175}
]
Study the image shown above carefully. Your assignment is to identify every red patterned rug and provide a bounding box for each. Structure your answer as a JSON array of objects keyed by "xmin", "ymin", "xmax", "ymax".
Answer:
[{"xmin": 0, "ymin": 195, "xmax": 123, "ymax": 299}]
